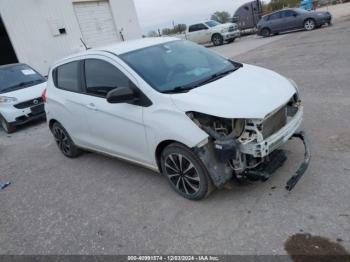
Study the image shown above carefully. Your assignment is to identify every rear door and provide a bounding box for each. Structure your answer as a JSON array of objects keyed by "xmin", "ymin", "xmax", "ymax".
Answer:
[
  {"xmin": 81, "ymin": 56, "xmax": 150, "ymax": 163},
  {"xmin": 50, "ymin": 60, "xmax": 91, "ymax": 146},
  {"xmin": 280, "ymin": 10, "xmax": 298, "ymax": 31},
  {"xmin": 267, "ymin": 11, "xmax": 283, "ymax": 32},
  {"xmin": 188, "ymin": 24, "xmax": 210, "ymax": 44}
]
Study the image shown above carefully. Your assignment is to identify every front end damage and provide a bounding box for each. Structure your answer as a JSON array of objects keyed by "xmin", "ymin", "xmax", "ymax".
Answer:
[{"xmin": 188, "ymin": 97, "xmax": 311, "ymax": 191}]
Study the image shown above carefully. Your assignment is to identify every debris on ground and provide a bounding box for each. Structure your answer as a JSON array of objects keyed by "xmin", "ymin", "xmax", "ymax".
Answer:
[{"xmin": 0, "ymin": 181, "xmax": 11, "ymax": 190}]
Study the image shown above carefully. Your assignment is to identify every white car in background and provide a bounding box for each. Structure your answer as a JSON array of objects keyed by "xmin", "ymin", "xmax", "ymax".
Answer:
[
  {"xmin": 178, "ymin": 20, "xmax": 240, "ymax": 46},
  {"xmin": 0, "ymin": 63, "xmax": 47, "ymax": 133},
  {"xmin": 45, "ymin": 38, "xmax": 310, "ymax": 200}
]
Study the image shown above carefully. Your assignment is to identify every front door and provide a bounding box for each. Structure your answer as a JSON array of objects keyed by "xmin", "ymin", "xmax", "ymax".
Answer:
[
  {"xmin": 268, "ymin": 11, "xmax": 283, "ymax": 32},
  {"xmin": 280, "ymin": 10, "xmax": 298, "ymax": 31},
  {"xmin": 81, "ymin": 57, "xmax": 149, "ymax": 164}
]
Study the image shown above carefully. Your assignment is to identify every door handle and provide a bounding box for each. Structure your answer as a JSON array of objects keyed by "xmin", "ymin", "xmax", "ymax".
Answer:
[{"xmin": 86, "ymin": 103, "xmax": 97, "ymax": 111}]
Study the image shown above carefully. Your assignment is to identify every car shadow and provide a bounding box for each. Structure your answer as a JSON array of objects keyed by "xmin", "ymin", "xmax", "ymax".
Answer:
[{"xmin": 0, "ymin": 117, "xmax": 46, "ymax": 135}]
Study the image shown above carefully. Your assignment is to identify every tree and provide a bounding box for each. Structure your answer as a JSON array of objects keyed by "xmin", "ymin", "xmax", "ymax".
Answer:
[
  {"xmin": 162, "ymin": 28, "xmax": 173, "ymax": 35},
  {"xmin": 261, "ymin": 0, "xmax": 300, "ymax": 13},
  {"xmin": 173, "ymin": 24, "xmax": 187, "ymax": 34},
  {"xmin": 211, "ymin": 11, "xmax": 232, "ymax": 24},
  {"xmin": 147, "ymin": 30, "xmax": 158, "ymax": 37}
]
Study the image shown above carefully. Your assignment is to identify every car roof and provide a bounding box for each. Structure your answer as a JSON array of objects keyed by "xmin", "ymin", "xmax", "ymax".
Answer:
[
  {"xmin": 54, "ymin": 37, "xmax": 180, "ymax": 65},
  {"xmin": 262, "ymin": 8, "xmax": 300, "ymax": 18},
  {"xmin": 96, "ymin": 37, "xmax": 180, "ymax": 55}
]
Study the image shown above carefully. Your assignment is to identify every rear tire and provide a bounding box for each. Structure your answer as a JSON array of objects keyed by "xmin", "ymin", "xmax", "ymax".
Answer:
[
  {"xmin": 161, "ymin": 143, "xmax": 214, "ymax": 200},
  {"xmin": 212, "ymin": 34, "xmax": 224, "ymax": 46},
  {"xmin": 304, "ymin": 19, "xmax": 316, "ymax": 31},
  {"xmin": 261, "ymin": 28, "xmax": 271, "ymax": 37},
  {"xmin": 0, "ymin": 116, "xmax": 16, "ymax": 134},
  {"xmin": 51, "ymin": 122, "xmax": 81, "ymax": 158}
]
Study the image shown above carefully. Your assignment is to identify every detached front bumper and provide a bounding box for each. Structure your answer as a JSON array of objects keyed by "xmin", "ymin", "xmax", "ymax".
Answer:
[
  {"xmin": 285, "ymin": 131, "xmax": 311, "ymax": 191},
  {"xmin": 239, "ymin": 106, "xmax": 311, "ymax": 191}
]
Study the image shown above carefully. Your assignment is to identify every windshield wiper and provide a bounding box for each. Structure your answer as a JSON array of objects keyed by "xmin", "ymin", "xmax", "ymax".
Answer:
[
  {"xmin": 162, "ymin": 85, "xmax": 196, "ymax": 94},
  {"xmin": 195, "ymin": 67, "xmax": 240, "ymax": 87},
  {"xmin": 162, "ymin": 63, "xmax": 243, "ymax": 94},
  {"xmin": 0, "ymin": 80, "xmax": 42, "ymax": 93}
]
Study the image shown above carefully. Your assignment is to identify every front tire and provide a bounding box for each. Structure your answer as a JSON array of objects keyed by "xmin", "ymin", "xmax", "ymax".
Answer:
[
  {"xmin": 0, "ymin": 116, "xmax": 16, "ymax": 134},
  {"xmin": 161, "ymin": 143, "xmax": 213, "ymax": 200},
  {"xmin": 304, "ymin": 19, "xmax": 316, "ymax": 31},
  {"xmin": 51, "ymin": 122, "xmax": 81, "ymax": 158},
  {"xmin": 261, "ymin": 28, "xmax": 271, "ymax": 37},
  {"xmin": 212, "ymin": 34, "xmax": 224, "ymax": 46}
]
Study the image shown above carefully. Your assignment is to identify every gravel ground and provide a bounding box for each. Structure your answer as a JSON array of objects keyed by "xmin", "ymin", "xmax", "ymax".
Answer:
[{"xmin": 1, "ymin": 15, "xmax": 350, "ymax": 255}]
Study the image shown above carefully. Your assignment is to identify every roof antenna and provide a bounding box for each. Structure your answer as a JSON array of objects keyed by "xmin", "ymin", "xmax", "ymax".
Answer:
[{"xmin": 80, "ymin": 38, "xmax": 89, "ymax": 50}]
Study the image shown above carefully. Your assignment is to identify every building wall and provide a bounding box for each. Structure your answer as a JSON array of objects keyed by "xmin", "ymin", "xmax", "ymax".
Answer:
[{"xmin": 0, "ymin": 0, "xmax": 142, "ymax": 75}]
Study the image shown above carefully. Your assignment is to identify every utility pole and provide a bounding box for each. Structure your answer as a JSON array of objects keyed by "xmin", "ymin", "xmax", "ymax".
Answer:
[{"xmin": 256, "ymin": 0, "xmax": 262, "ymax": 18}]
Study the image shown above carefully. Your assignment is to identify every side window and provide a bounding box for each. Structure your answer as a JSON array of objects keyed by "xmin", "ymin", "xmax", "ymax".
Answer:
[
  {"xmin": 281, "ymin": 10, "xmax": 294, "ymax": 18},
  {"xmin": 269, "ymin": 12, "xmax": 281, "ymax": 20},
  {"xmin": 56, "ymin": 61, "xmax": 81, "ymax": 92},
  {"xmin": 198, "ymin": 23, "xmax": 208, "ymax": 30},
  {"xmin": 84, "ymin": 59, "xmax": 132, "ymax": 97},
  {"xmin": 189, "ymin": 24, "xmax": 199, "ymax": 32}
]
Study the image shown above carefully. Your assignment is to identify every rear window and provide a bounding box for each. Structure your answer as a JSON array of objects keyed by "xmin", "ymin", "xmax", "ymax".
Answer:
[{"xmin": 55, "ymin": 61, "xmax": 81, "ymax": 92}]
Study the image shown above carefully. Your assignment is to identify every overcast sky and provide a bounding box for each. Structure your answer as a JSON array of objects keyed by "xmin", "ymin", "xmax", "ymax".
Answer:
[{"xmin": 133, "ymin": 0, "xmax": 254, "ymax": 33}]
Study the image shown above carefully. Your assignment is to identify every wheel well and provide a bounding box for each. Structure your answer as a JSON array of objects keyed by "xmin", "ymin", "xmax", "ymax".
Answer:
[
  {"xmin": 211, "ymin": 33, "xmax": 222, "ymax": 40},
  {"xmin": 155, "ymin": 140, "xmax": 186, "ymax": 173},
  {"xmin": 262, "ymin": 27, "xmax": 270, "ymax": 33},
  {"xmin": 49, "ymin": 119, "xmax": 58, "ymax": 130},
  {"xmin": 304, "ymin": 17, "xmax": 315, "ymax": 24}
]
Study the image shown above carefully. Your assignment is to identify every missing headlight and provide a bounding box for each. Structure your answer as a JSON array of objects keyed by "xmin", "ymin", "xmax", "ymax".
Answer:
[{"xmin": 186, "ymin": 112, "xmax": 246, "ymax": 140}]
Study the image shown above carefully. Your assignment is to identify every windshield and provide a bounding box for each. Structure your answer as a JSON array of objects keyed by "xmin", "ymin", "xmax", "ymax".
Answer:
[
  {"xmin": 0, "ymin": 64, "xmax": 46, "ymax": 94},
  {"xmin": 120, "ymin": 40, "xmax": 239, "ymax": 93},
  {"xmin": 205, "ymin": 20, "xmax": 221, "ymax": 27}
]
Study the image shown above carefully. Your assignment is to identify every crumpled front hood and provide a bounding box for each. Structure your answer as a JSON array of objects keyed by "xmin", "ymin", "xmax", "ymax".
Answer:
[{"xmin": 171, "ymin": 64, "xmax": 296, "ymax": 119}]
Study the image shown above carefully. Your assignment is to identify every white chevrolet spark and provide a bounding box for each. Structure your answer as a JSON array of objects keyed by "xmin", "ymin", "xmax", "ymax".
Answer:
[
  {"xmin": 45, "ymin": 38, "xmax": 310, "ymax": 200},
  {"xmin": 0, "ymin": 63, "xmax": 47, "ymax": 133}
]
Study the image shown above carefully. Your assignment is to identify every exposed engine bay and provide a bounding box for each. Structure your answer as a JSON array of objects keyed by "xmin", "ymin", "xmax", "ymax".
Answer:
[{"xmin": 188, "ymin": 95, "xmax": 311, "ymax": 191}]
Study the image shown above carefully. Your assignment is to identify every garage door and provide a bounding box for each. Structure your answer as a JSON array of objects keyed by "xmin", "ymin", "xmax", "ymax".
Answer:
[{"xmin": 74, "ymin": 1, "xmax": 120, "ymax": 48}]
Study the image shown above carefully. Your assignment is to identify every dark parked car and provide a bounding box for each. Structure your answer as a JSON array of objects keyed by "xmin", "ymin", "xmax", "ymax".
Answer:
[{"xmin": 257, "ymin": 8, "xmax": 332, "ymax": 37}]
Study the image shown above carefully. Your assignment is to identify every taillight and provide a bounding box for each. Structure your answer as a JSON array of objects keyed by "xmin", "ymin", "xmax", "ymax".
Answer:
[{"xmin": 41, "ymin": 88, "xmax": 47, "ymax": 103}]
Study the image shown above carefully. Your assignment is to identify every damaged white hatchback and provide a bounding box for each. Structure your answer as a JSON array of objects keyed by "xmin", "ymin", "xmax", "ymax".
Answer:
[{"xmin": 45, "ymin": 38, "xmax": 310, "ymax": 200}]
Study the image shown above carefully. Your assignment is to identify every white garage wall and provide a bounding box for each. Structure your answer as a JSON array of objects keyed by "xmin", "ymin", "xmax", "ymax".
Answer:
[
  {"xmin": 0, "ymin": 0, "xmax": 142, "ymax": 75},
  {"xmin": 108, "ymin": 0, "xmax": 142, "ymax": 40},
  {"xmin": 74, "ymin": 1, "xmax": 121, "ymax": 48}
]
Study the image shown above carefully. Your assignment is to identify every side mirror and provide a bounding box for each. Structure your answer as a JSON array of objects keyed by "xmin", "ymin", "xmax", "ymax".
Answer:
[{"xmin": 107, "ymin": 86, "xmax": 137, "ymax": 104}]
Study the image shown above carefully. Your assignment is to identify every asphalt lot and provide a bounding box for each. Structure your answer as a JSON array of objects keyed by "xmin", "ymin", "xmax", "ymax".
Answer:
[{"xmin": 1, "ymin": 14, "xmax": 350, "ymax": 255}]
